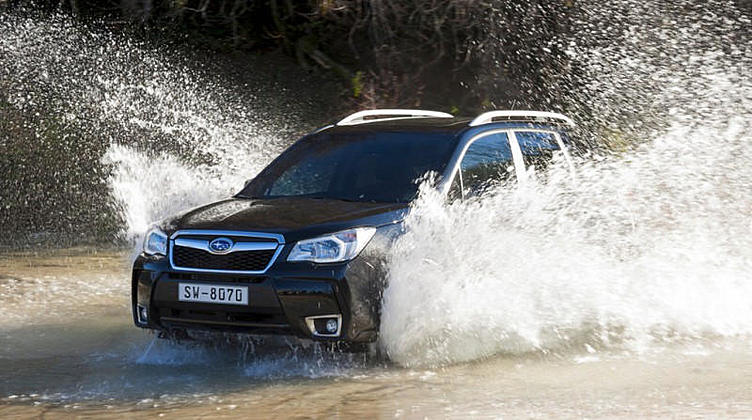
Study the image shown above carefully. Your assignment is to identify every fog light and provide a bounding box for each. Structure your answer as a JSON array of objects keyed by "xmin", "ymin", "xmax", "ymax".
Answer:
[
  {"xmin": 136, "ymin": 304, "xmax": 148, "ymax": 324},
  {"xmin": 304, "ymin": 314, "xmax": 342, "ymax": 337},
  {"xmin": 325, "ymin": 318, "xmax": 338, "ymax": 334}
]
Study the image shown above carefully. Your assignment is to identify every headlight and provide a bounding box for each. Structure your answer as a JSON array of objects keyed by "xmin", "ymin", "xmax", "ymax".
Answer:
[
  {"xmin": 143, "ymin": 227, "xmax": 168, "ymax": 256},
  {"xmin": 287, "ymin": 227, "xmax": 376, "ymax": 264}
]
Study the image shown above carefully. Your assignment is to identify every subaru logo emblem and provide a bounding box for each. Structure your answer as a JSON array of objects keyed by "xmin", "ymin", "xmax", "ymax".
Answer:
[{"xmin": 208, "ymin": 237, "xmax": 233, "ymax": 255}]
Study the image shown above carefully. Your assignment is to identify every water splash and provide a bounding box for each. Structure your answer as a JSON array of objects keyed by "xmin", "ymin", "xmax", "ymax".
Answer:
[
  {"xmin": 379, "ymin": 0, "xmax": 752, "ymax": 367},
  {"xmin": 135, "ymin": 336, "xmax": 369, "ymax": 379},
  {"xmin": 0, "ymin": 12, "xmax": 326, "ymax": 242},
  {"xmin": 381, "ymin": 120, "xmax": 752, "ymax": 367}
]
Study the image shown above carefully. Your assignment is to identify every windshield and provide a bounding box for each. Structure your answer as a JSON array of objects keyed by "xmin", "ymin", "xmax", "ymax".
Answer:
[{"xmin": 238, "ymin": 130, "xmax": 457, "ymax": 203}]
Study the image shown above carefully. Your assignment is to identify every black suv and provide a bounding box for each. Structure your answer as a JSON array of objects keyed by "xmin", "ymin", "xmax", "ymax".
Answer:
[{"xmin": 132, "ymin": 109, "xmax": 575, "ymax": 344}]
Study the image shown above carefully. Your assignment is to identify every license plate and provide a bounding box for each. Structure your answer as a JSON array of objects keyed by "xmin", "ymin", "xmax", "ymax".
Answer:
[{"xmin": 178, "ymin": 283, "xmax": 248, "ymax": 305}]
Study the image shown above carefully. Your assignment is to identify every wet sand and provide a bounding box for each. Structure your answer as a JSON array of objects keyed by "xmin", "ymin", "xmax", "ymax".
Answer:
[{"xmin": 1, "ymin": 250, "xmax": 752, "ymax": 419}]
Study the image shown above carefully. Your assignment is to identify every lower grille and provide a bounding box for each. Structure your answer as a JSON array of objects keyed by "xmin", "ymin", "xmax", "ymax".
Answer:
[
  {"xmin": 173, "ymin": 245, "xmax": 276, "ymax": 272},
  {"xmin": 157, "ymin": 308, "xmax": 290, "ymax": 330}
]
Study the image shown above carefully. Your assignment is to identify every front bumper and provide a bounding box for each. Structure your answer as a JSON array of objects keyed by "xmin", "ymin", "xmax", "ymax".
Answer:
[{"xmin": 131, "ymin": 251, "xmax": 384, "ymax": 343}]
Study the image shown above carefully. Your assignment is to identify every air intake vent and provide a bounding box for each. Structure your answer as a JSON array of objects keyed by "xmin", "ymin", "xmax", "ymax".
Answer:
[{"xmin": 173, "ymin": 246, "xmax": 276, "ymax": 272}]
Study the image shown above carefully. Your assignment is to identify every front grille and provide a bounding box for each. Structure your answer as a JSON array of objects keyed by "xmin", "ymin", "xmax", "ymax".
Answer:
[{"xmin": 173, "ymin": 245, "xmax": 276, "ymax": 272}]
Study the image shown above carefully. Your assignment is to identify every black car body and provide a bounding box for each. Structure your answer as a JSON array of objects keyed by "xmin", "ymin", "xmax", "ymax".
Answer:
[{"xmin": 132, "ymin": 110, "xmax": 575, "ymax": 343}]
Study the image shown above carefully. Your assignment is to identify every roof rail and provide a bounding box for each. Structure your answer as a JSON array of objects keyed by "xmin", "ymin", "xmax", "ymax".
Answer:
[
  {"xmin": 469, "ymin": 110, "xmax": 575, "ymax": 127},
  {"xmin": 336, "ymin": 109, "xmax": 454, "ymax": 126}
]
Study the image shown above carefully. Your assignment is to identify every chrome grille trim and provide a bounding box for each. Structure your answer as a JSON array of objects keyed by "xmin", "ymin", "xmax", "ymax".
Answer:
[
  {"xmin": 169, "ymin": 230, "xmax": 285, "ymax": 275},
  {"xmin": 174, "ymin": 237, "xmax": 278, "ymax": 252}
]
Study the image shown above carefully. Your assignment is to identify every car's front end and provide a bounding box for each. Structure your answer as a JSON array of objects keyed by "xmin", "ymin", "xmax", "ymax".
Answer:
[{"xmin": 132, "ymin": 198, "xmax": 407, "ymax": 343}]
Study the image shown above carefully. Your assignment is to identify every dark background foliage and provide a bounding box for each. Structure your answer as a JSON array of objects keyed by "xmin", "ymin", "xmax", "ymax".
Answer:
[
  {"xmin": 28, "ymin": 0, "xmax": 578, "ymax": 112},
  {"xmin": 4, "ymin": 0, "xmax": 752, "ymax": 110}
]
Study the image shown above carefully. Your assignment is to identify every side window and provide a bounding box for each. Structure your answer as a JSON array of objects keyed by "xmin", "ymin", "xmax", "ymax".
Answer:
[
  {"xmin": 514, "ymin": 131, "xmax": 562, "ymax": 172},
  {"xmin": 459, "ymin": 133, "xmax": 516, "ymax": 196}
]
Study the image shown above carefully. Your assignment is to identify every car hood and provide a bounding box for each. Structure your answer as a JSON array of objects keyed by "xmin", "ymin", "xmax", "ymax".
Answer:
[{"xmin": 166, "ymin": 197, "xmax": 408, "ymax": 241}]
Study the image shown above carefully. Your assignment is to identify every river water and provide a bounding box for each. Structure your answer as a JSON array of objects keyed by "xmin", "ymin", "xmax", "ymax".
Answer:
[
  {"xmin": 2, "ymin": 1, "xmax": 752, "ymax": 418},
  {"xmin": 2, "ymin": 250, "xmax": 752, "ymax": 418}
]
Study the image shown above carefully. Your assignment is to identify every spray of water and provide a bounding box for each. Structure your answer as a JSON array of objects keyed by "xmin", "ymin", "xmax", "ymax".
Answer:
[
  {"xmin": 379, "ymin": 0, "xmax": 752, "ymax": 367},
  {"xmin": 0, "ymin": 13, "xmax": 320, "ymax": 241}
]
